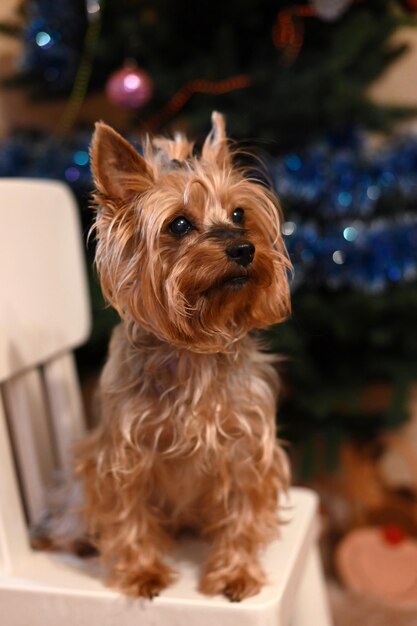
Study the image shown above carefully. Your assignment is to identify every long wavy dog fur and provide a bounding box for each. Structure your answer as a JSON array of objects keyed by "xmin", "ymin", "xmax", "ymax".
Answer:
[{"xmin": 46, "ymin": 112, "xmax": 292, "ymax": 602}]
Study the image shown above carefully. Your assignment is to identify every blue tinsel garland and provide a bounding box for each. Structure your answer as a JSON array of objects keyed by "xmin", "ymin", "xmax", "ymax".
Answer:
[
  {"xmin": 1, "ymin": 128, "xmax": 416, "ymax": 293},
  {"xmin": 272, "ymin": 131, "xmax": 417, "ymax": 291}
]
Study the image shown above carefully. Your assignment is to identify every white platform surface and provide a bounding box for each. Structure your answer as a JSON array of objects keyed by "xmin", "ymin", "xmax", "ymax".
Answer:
[{"xmin": 0, "ymin": 487, "xmax": 318, "ymax": 626}]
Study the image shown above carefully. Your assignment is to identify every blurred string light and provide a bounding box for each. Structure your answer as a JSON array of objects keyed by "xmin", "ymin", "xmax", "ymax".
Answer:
[
  {"xmin": 343, "ymin": 226, "xmax": 358, "ymax": 241},
  {"xmin": 35, "ymin": 31, "xmax": 53, "ymax": 48},
  {"xmin": 332, "ymin": 250, "xmax": 345, "ymax": 265},
  {"xmin": 86, "ymin": 0, "xmax": 101, "ymax": 17},
  {"xmin": 0, "ymin": 128, "xmax": 416, "ymax": 292},
  {"xmin": 73, "ymin": 150, "xmax": 89, "ymax": 166}
]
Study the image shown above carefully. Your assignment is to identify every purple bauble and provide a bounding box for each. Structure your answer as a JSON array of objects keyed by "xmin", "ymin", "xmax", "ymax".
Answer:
[{"xmin": 106, "ymin": 65, "xmax": 153, "ymax": 109}]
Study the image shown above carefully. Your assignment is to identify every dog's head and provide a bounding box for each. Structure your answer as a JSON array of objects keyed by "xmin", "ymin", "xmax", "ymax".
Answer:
[{"xmin": 90, "ymin": 112, "xmax": 291, "ymax": 353}]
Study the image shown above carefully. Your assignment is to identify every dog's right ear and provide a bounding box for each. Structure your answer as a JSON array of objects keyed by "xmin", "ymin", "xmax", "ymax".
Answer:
[{"xmin": 90, "ymin": 122, "xmax": 153, "ymax": 202}]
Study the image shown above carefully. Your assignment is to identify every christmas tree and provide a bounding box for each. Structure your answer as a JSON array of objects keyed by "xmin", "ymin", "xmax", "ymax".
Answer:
[{"xmin": 1, "ymin": 0, "xmax": 417, "ymax": 469}]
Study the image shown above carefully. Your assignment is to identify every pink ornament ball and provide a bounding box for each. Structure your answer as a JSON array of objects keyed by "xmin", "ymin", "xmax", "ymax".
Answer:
[{"xmin": 106, "ymin": 65, "xmax": 153, "ymax": 109}]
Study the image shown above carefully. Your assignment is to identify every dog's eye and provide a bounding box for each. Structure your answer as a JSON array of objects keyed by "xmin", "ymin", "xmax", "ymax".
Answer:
[
  {"xmin": 169, "ymin": 216, "xmax": 193, "ymax": 237},
  {"xmin": 232, "ymin": 208, "xmax": 245, "ymax": 224}
]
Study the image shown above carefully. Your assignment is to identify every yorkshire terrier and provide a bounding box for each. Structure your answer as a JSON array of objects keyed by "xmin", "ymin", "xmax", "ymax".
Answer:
[{"xmin": 46, "ymin": 112, "xmax": 292, "ymax": 602}]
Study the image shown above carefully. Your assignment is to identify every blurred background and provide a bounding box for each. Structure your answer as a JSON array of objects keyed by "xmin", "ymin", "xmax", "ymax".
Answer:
[{"xmin": 1, "ymin": 0, "xmax": 417, "ymax": 622}]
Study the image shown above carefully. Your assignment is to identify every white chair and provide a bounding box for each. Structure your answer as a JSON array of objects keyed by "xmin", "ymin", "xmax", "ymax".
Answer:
[{"xmin": 0, "ymin": 179, "xmax": 333, "ymax": 626}]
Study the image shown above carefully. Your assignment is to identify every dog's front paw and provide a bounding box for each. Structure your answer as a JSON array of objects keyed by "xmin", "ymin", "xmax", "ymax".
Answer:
[
  {"xmin": 110, "ymin": 561, "xmax": 176, "ymax": 599},
  {"xmin": 223, "ymin": 572, "xmax": 263, "ymax": 602},
  {"xmin": 199, "ymin": 561, "xmax": 266, "ymax": 601}
]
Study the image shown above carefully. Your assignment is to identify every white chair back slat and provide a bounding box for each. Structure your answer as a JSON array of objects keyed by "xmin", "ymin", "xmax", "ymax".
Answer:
[
  {"xmin": 0, "ymin": 178, "xmax": 91, "ymax": 561},
  {"xmin": 43, "ymin": 352, "xmax": 86, "ymax": 474},
  {"xmin": 0, "ymin": 179, "xmax": 91, "ymax": 383},
  {"xmin": 3, "ymin": 369, "xmax": 56, "ymax": 526},
  {"xmin": 0, "ymin": 393, "xmax": 31, "ymax": 572}
]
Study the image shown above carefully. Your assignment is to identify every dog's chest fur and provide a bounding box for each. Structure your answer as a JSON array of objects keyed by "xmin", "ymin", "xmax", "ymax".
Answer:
[{"xmin": 101, "ymin": 323, "xmax": 278, "ymax": 462}]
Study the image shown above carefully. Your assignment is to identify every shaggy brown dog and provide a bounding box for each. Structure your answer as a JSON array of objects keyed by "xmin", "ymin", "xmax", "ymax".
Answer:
[{"xmin": 74, "ymin": 112, "xmax": 292, "ymax": 601}]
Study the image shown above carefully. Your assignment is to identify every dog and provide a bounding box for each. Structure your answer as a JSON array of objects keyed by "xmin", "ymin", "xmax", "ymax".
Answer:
[{"xmin": 61, "ymin": 112, "xmax": 292, "ymax": 602}]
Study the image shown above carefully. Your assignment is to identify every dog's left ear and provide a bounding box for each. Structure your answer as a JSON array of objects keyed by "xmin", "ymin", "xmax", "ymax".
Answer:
[
  {"xmin": 90, "ymin": 122, "xmax": 153, "ymax": 203},
  {"xmin": 202, "ymin": 111, "xmax": 231, "ymax": 168}
]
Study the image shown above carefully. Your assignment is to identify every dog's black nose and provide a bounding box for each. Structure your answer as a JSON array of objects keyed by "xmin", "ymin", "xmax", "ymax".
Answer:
[{"xmin": 226, "ymin": 241, "xmax": 255, "ymax": 267}]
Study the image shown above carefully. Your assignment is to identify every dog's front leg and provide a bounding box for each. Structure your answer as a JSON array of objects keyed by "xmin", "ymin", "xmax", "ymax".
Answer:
[
  {"xmin": 104, "ymin": 507, "xmax": 176, "ymax": 599},
  {"xmin": 77, "ymin": 429, "xmax": 176, "ymax": 598},
  {"xmin": 198, "ymin": 466, "xmax": 281, "ymax": 602},
  {"xmin": 199, "ymin": 534, "xmax": 267, "ymax": 601}
]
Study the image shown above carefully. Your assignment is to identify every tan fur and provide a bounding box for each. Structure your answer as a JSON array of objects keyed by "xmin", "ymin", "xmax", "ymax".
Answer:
[{"xmin": 76, "ymin": 112, "xmax": 292, "ymax": 601}]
